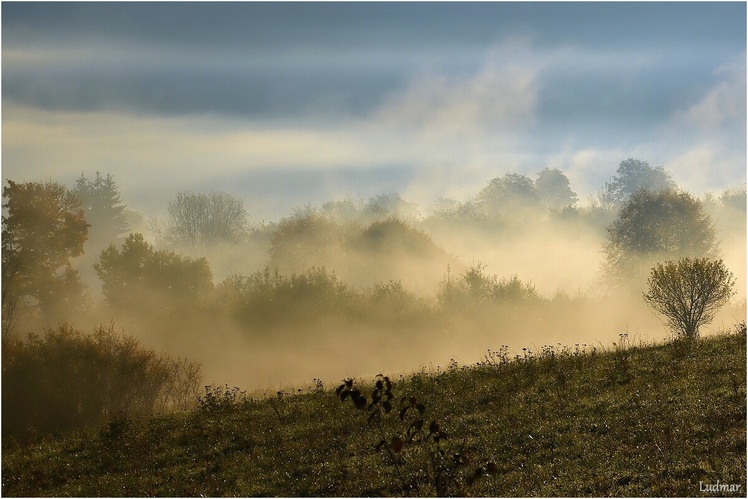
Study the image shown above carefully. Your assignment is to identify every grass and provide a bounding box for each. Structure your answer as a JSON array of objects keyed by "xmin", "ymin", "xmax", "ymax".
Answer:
[{"xmin": 2, "ymin": 326, "xmax": 746, "ymax": 497}]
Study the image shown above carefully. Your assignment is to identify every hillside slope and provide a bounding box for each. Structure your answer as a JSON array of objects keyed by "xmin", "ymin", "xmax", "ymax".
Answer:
[{"xmin": 2, "ymin": 327, "xmax": 746, "ymax": 497}]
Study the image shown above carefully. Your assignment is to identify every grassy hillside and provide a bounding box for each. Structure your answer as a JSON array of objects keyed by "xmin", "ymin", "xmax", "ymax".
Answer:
[{"xmin": 2, "ymin": 326, "xmax": 746, "ymax": 497}]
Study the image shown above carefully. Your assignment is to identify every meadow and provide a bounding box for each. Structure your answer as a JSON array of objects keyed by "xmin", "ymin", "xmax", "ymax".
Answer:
[{"xmin": 2, "ymin": 323, "xmax": 745, "ymax": 497}]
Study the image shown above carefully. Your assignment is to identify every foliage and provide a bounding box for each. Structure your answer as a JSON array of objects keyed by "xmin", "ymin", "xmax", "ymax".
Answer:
[
  {"xmin": 603, "ymin": 189, "xmax": 717, "ymax": 287},
  {"xmin": 336, "ymin": 375, "xmax": 498, "ymax": 496},
  {"xmin": 476, "ymin": 173, "xmax": 538, "ymax": 217},
  {"xmin": 703, "ymin": 187, "xmax": 747, "ymax": 236},
  {"xmin": 535, "ymin": 167, "xmax": 578, "ymax": 210},
  {"xmin": 438, "ymin": 263, "xmax": 540, "ymax": 309},
  {"xmin": 718, "ymin": 187, "xmax": 747, "ymax": 213},
  {"xmin": 319, "ymin": 197, "xmax": 368, "ymax": 223},
  {"xmin": 354, "ymin": 218, "xmax": 433, "ymax": 254},
  {"xmin": 365, "ymin": 193, "xmax": 420, "ymax": 220},
  {"xmin": 267, "ymin": 213, "xmax": 455, "ymax": 292},
  {"xmin": 197, "ymin": 385, "xmax": 247, "ymax": 413},
  {"xmin": 1, "ymin": 323, "xmax": 201, "ymax": 441},
  {"xmin": 2, "ymin": 328, "xmax": 744, "ymax": 496},
  {"xmin": 73, "ymin": 171, "xmax": 130, "ymax": 249},
  {"xmin": 216, "ymin": 266, "xmax": 361, "ymax": 331},
  {"xmin": 95, "ymin": 233, "xmax": 213, "ymax": 319},
  {"xmin": 151, "ymin": 192, "xmax": 248, "ymax": 254},
  {"xmin": 599, "ymin": 158, "xmax": 676, "ymax": 207},
  {"xmin": 643, "ymin": 258, "xmax": 736, "ymax": 339},
  {"xmin": 2, "ymin": 180, "xmax": 90, "ymax": 326},
  {"xmin": 268, "ymin": 212, "xmax": 353, "ymax": 274}
]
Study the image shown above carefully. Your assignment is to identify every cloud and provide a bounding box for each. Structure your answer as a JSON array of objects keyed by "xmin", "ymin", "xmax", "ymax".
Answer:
[
  {"xmin": 662, "ymin": 56, "xmax": 746, "ymax": 193},
  {"xmin": 2, "ymin": 103, "xmax": 376, "ymax": 177},
  {"xmin": 673, "ymin": 57, "xmax": 746, "ymax": 132},
  {"xmin": 374, "ymin": 38, "xmax": 539, "ymax": 139},
  {"xmin": 2, "ymin": 34, "xmax": 745, "ymax": 222}
]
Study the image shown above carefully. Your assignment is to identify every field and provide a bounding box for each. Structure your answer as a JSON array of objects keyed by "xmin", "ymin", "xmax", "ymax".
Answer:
[{"xmin": 2, "ymin": 325, "xmax": 745, "ymax": 497}]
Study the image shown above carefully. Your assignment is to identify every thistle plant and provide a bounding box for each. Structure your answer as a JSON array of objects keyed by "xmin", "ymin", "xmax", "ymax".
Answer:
[{"xmin": 336, "ymin": 374, "xmax": 497, "ymax": 496}]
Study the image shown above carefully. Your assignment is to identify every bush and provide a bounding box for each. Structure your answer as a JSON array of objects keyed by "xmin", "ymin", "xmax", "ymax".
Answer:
[
  {"xmin": 438, "ymin": 263, "xmax": 540, "ymax": 309},
  {"xmin": 2, "ymin": 323, "xmax": 201, "ymax": 441},
  {"xmin": 216, "ymin": 266, "xmax": 354, "ymax": 329},
  {"xmin": 643, "ymin": 258, "xmax": 736, "ymax": 339}
]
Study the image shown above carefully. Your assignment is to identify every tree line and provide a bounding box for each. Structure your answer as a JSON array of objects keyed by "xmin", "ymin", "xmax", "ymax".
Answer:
[{"xmin": 2, "ymin": 160, "xmax": 743, "ymax": 333}]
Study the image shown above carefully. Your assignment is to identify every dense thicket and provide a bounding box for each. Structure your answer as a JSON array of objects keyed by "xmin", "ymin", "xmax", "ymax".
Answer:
[
  {"xmin": 95, "ymin": 233, "xmax": 214, "ymax": 322},
  {"xmin": 2, "ymin": 323, "xmax": 200, "ymax": 441}
]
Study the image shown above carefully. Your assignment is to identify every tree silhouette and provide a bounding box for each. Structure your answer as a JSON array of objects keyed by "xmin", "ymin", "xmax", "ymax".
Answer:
[
  {"xmin": 365, "ymin": 193, "xmax": 420, "ymax": 220},
  {"xmin": 644, "ymin": 258, "xmax": 735, "ymax": 339},
  {"xmin": 603, "ymin": 189, "xmax": 717, "ymax": 287},
  {"xmin": 535, "ymin": 168, "xmax": 578, "ymax": 210},
  {"xmin": 599, "ymin": 158, "xmax": 676, "ymax": 208},
  {"xmin": 2, "ymin": 180, "xmax": 89, "ymax": 327},
  {"xmin": 151, "ymin": 192, "xmax": 248, "ymax": 254},
  {"xmin": 268, "ymin": 213, "xmax": 351, "ymax": 274},
  {"xmin": 95, "ymin": 233, "xmax": 213, "ymax": 319},
  {"xmin": 476, "ymin": 173, "xmax": 538, "ymax": 217},
  {"xmin": 73, "ymin": 172, "xmax": 130, "ymax": 250}
]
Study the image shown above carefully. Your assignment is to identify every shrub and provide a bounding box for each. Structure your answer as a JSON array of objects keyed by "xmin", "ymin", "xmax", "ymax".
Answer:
[
  {"xmin": 438, "ymin": 263, "xmax": 539, "ymax": 309},
  {"xmin": 2, "ymin": 323, "xmax": 201, "ymax": 441},
  {"xmin": 95, "ymin": 233, "xmax": 214, "ymax": 320},
  {"xmin": 216, "ymin": 266, "xmax": 354, "ymax": 329},
  {"xmin": 643, "ymin": 258, "xmax": 736, "ymax": 339}
]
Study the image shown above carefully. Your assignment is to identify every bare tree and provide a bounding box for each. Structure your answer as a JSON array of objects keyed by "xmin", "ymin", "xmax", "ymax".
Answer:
[
  {"xmin": 643, "ymin": 258, "xmax": 735, "ymax": 339},
  {"xmin": 151, "ymin": 192, "xmax": 247, "ymax": 254}
]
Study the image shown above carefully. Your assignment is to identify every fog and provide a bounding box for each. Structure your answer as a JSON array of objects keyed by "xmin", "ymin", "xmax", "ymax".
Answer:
[{"xmin": 8, "ymin": 173, "xmax": 738, "ymax": 396}]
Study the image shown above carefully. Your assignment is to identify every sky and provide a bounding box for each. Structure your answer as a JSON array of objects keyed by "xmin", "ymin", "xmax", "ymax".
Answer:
[{"xmin": 2, "ymin": 2, "xmax": 746, "ymax": 221}]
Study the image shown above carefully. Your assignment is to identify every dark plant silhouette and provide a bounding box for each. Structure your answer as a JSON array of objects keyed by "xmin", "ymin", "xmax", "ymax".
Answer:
[
  {"xmin": 2, "ymin": 323, "xmax": 201, "ymax": 441},
  {"xmin": 337, "ymin": 374, "xmax": 497, "ymax": 496},
  {"xmin": 603, "ymin": 188, "xmax": 717, "ymax": 287},
  {"xmin": 643, "ymin": 258, "xmax": 735, "ymax": 339},
  {"xmin": 2, "ymin": 180, "xmax": 90, "ymax": 326}
]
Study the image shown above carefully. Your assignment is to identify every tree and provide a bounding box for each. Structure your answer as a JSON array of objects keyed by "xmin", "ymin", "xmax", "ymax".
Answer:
[
  {"xmin": 535, "ymin": 168, "xmax": 578, "ymax": 210},
  {"xmin": 643, "ymin": 258, "xmax": 735, "ymax": 339},
  {"xmin": 73, "ymin": 172, "xmax": 130, "ymax": 249},
  {"xmin": 2, "ymin": 180, "xmax": 89, "ymax": 327},
  {"xmin": 476, "ymin": 173, "xmax": 538, "ymax": 217},
  {"xmin": 365, "ymin": 193, "xmax": 420, "ymax": 220},
  {"xmin": 320, "ymin": 198, "xmax": 366, "ymax": 223},
  {"xmin": 705, "ymin": 187, "xmax": 747, "ymax": 236},
  {"xmin": 95, "ymin": 233, "xmax": 213, "ymax": 319},
  {"xmin": 268, "ymin": 213, "xmax": 351, "ymax": 274},
  {"xmin": 151, "ymin": 192, "xmax": 248, "ymax": 254},
  {"xmin": 603, "ymin": 189, "xmax": 717, "ymax": 286},
  {"xmin": 599, "ymin": 158, "xmax": 676, "ymax": 207}
]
